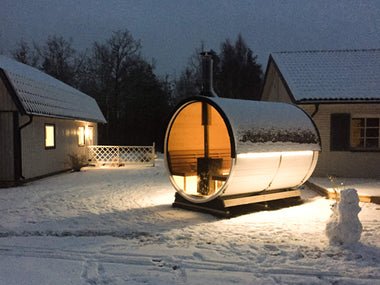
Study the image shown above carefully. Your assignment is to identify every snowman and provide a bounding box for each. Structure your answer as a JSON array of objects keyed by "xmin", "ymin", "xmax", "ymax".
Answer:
[{"xmin": 325, "ymin": 189, "xmax": 362, "ymax": 246}]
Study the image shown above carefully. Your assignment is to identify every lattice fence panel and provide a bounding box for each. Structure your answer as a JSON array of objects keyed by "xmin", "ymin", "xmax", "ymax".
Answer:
[{"xmin": 87, "ymin": 144, "xmax": 155, "ymax": 167}]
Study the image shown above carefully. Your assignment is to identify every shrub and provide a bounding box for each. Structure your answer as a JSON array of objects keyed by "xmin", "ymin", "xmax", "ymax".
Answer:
[{"xmin": 68, "ymin": 154, "xmax": 87, "ymax": 172}]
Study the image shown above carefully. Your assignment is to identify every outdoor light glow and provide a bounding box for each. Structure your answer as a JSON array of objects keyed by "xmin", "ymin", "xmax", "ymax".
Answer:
[
  {"xmin": 78, "ymin": 126, "xmax": 85, "ymax": 146},
  {"xmin": 85, "ymin": 126, "xmax": 94, "ymax": 145},
  {"xmin": 237, "ymin": 150, "xmax": 314, "ymax": 159},
  {"xmin": 165, "ymin": 97, "xmax": 320, "ymax": 204},
  {"xmin": 85, "ymin": 126, "xmax": 91, "ymax": 138}
]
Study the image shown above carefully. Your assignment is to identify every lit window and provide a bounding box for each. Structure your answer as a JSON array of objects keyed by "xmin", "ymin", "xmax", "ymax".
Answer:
[
  {"xmin": 85, "ymin": 126, "xmax": 94, "ymax": 145},
  {"xmin": 78, "ymin": 126, "xmax": 85, "ymax": 146},
  {"xmin": 45, "ymin": 124, "xmax": 55, "ymax": 149},
  {"xmin": 351, "ymin": 118, "xmax": 379, "ymax": 149}
]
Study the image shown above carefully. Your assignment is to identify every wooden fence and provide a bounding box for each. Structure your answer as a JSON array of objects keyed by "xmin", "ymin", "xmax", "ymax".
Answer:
[{"xmin": 87, "ymin": 143, "xmax": 155, "ymax": 167}]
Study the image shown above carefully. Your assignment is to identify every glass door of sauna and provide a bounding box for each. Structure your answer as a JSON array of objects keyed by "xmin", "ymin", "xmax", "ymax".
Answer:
[{"xmin": 167, "ymin": 101, "xmax": 232, "ymax": 197}]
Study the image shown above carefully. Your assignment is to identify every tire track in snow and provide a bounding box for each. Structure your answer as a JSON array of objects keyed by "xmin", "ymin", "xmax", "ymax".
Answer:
[
  {"xmin": 0, "ymin": 230, "xmax": 158, "ymax": 240},
  {"xmin": 0, "ymin": 244, "xmax": 378, "ymax": 283}
]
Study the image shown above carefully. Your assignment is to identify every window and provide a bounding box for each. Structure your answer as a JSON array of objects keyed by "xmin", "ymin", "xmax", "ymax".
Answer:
[
  {"xmin": 86, "ymin": 126, "xmax": 94, "ymax": 145},
  {"xmin": 351, "ymin": 118, "xmax": 379, "ymax": 150},
  {"xmin": 330, "ymin": 113, "xmax": 380, "ymax": 151},
  {"xmin": 45, "ymin": 124, "xmax": 55, "ymax": 149},
  {"xmin": 78, "ymin": 126, "xmax": 85, "ymax": 146}
]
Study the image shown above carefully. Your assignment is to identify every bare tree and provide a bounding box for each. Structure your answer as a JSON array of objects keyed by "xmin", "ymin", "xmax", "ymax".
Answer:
[
  {"xmin": 10, "ymin": 30, "xmax": 172, "ymax": 147},
  {"xmin": 172, "ymin": 42, "xmax": 206, "ymax": 102},
  {"xmin": 35, "ymin": 35, "xmax": 77, "ymax": 85},
  {"xmin": 11, "ymin": 39, "xmax": 39, "ymax": 66},
  {"xmin": 175, "ymin": 34, "xmax": 263, "ymax": 101}
]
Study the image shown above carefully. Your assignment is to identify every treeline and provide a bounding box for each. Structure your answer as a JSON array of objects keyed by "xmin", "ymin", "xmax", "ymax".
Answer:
[
  {"xmin": 10, "ymin": 30, "xmax": 263, "ymax": 149},
  {"xmin": 173, "ymin": 34, "xmax": 263, "ymax": 103},
  {"xmin": 11, "ymin": 30, "xmax": 170, "ymax": 148}
]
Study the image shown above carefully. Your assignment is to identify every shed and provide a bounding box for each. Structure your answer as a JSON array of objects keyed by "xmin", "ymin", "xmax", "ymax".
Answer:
[
  {"xmin": 0, "ymin": 55, "xmax": 106, "ymax": 186},
  {"xmin": 261, "ymin": 49, "xmax": 380, "ymax": 178}
]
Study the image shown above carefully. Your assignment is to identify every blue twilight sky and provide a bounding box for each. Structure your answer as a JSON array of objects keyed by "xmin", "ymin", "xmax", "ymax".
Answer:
[{"xmin": 1, "ymin": 0, "xmax": 379, "ymax": 77}]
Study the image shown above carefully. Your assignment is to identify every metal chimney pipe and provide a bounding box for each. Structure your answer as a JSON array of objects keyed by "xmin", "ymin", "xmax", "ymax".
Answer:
[{"xmin": 200, "ymin": 51, "xmax": 218, "ymax": 97}]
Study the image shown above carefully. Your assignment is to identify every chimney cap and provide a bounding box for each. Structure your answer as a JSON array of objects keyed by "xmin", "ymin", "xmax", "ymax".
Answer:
[{"xmin": 200, "ymin": 49, "xmax": 217, "ymax": 57}]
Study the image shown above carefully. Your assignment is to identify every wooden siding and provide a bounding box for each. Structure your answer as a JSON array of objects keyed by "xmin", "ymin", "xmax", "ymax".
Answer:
[
  {"xmin": 20, "ymin": 116, "xmax": 98, "ymax": 179},
  {"xmin": 261, "ymin": 63, "xmax": 293, "ymax": 103},
  {"xmin": 0, "ymin": 77, "xmax": 17, "ymax": 111},
  {"xmin": 261, "ymin": 65, "xmax": 380, "ymax": 178},
  {"xmin": 0, "ymin": 112, "xmax": 15, "ymax": 181}
]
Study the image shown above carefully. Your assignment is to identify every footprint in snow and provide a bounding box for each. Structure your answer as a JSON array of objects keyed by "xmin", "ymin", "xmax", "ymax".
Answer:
[
  {"xmin": 152, "ymin": 258, "xmax": 164, "ymax": 267},
  {"xmin": 193, "ymin": 252, "xmax": 204, "ymax": 261},
  {"xmin": 264, "ymin": 244, "xmax": 279, "ymax": 251}
]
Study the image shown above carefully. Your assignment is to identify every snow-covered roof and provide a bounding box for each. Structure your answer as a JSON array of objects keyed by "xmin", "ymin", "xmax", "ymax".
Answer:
[
  {"xmin": 270, "ymin": 49, "xmax": 380, "ymax": 103},
  {"xmin": 0, "ymin": 55, "xmax": 106, "ymax": 123}
]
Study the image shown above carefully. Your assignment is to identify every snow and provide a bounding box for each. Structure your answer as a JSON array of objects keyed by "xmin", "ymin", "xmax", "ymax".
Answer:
[
  {"xmin": 237, "ymin": 141, "xmax": 321, "ymax": 154},
  {"xmin": 0, "ymin": 55, "xmax": 106, "ymax": 123},
  {"xmin": 271, "ymin": 49, "xmax": 380, "ymax": 102},
  {"xmin": 0, "ymin": 158, "xmax": 379, "ymax": 284},
  {"xmin": 326, "ymin": 189, "xmax": 363, "ymax": 246},
  {"xmin": 309, "ymin": 177, "xmax": 380, "ymax": 197}
]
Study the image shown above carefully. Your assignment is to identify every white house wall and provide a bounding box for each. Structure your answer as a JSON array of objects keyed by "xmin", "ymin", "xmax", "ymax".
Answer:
[
  {"xmin": 261, "ymin": 64, "xmax": 380, "ymax": 178},
  {"xmin": 20, "ymin": 115, "xmax": 98, "ymax": 179},
  {"xmin": 302, "ymin": 104, "xmax": 380, "ymax": 178}
]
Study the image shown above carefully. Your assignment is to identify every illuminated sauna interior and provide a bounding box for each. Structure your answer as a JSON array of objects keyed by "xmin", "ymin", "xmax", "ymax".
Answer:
[{"xmin": 167, "ymin": 101, "xmax": 232, "ymax": 198}]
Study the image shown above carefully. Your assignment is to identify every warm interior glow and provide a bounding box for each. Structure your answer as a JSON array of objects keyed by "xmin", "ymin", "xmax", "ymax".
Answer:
[
  {"xmin": 78, "ymin": 126, "xmax": 85, "ymax": 146},
  {"xmin": 167, "ymin": 102, "xmax": 231, "ymax": 197},
  {"xmin": 85, "ymin": 126, "xmax": 94, "ymax": 145},
  {"xmin": 45, "ymin": 125, "xmax": 55, "ymax": 148},
  {"xmin": 173, "ymin": 175, "xmax": 199, "ymax": 195}
]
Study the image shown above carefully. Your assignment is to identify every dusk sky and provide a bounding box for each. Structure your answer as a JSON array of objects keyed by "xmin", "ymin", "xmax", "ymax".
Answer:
[{"xmin": 1, "ymin": 0, "xmax": 379, "ymax": 77}]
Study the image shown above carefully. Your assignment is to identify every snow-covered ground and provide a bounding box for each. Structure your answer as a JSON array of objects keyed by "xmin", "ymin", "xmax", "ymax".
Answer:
[
  {"xmin": 310, "ymin": 177, "xmax": 380, "ymax": 197},
  {"xmin": 0, "ymin": 158, "xmax": 379, "ymax": 285}
]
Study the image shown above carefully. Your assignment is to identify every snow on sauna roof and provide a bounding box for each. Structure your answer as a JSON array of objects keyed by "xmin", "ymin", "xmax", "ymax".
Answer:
[
  {"xmin": 0, "ymin": 55, "xmax": 106, "ymax": 123},
  {"xmin": 270, "ymin": 49, "xmax": 380, "ymax": 102}
]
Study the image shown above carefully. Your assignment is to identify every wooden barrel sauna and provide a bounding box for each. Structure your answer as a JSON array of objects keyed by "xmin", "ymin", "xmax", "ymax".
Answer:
[{"xmin": 164, "ymin": 95, "xmax": 321, "ymax": 205}]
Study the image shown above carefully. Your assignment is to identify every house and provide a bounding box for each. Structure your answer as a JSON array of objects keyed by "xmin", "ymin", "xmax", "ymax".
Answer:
[
  {"xmin": 0, "ymin": 55, "xmax": 106, "ymax": 186},
  {"xmin": 261, "ymin": 49, "xmax": 380, "ymax": 178}
]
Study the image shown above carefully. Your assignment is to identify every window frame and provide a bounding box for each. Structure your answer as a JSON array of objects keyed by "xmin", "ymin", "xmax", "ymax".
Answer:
[
  {"xmin": 350, "ymin": 116, "xmax": 380, "ymax": 151},
  {"xmin": 44, "ymin": 123, "xmax": 56, "ymax": 150}
]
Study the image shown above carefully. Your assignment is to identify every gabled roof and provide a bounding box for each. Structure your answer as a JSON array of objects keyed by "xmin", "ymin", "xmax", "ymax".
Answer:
[
  {"xmin": 270, "ymin": 49, "xmax": 380, "ymax": 103},
  {"xmin": 0, "ymin": 55, "xmax": 106, "ymax": 123}
]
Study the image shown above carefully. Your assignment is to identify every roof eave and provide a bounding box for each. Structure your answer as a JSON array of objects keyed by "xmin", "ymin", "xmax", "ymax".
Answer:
[
  {"xmin": 23, "ymin": 110, "xmax": 107, "ymax": 124},
  {"xmin": 297, "ymin": 99, "xmax": 380, "ymax": 104}
]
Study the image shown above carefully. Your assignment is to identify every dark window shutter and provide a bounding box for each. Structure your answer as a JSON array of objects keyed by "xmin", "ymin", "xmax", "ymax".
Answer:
[{"xmin": 330, "ymin": 113, "xmax": 350, "ymax": 151}]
